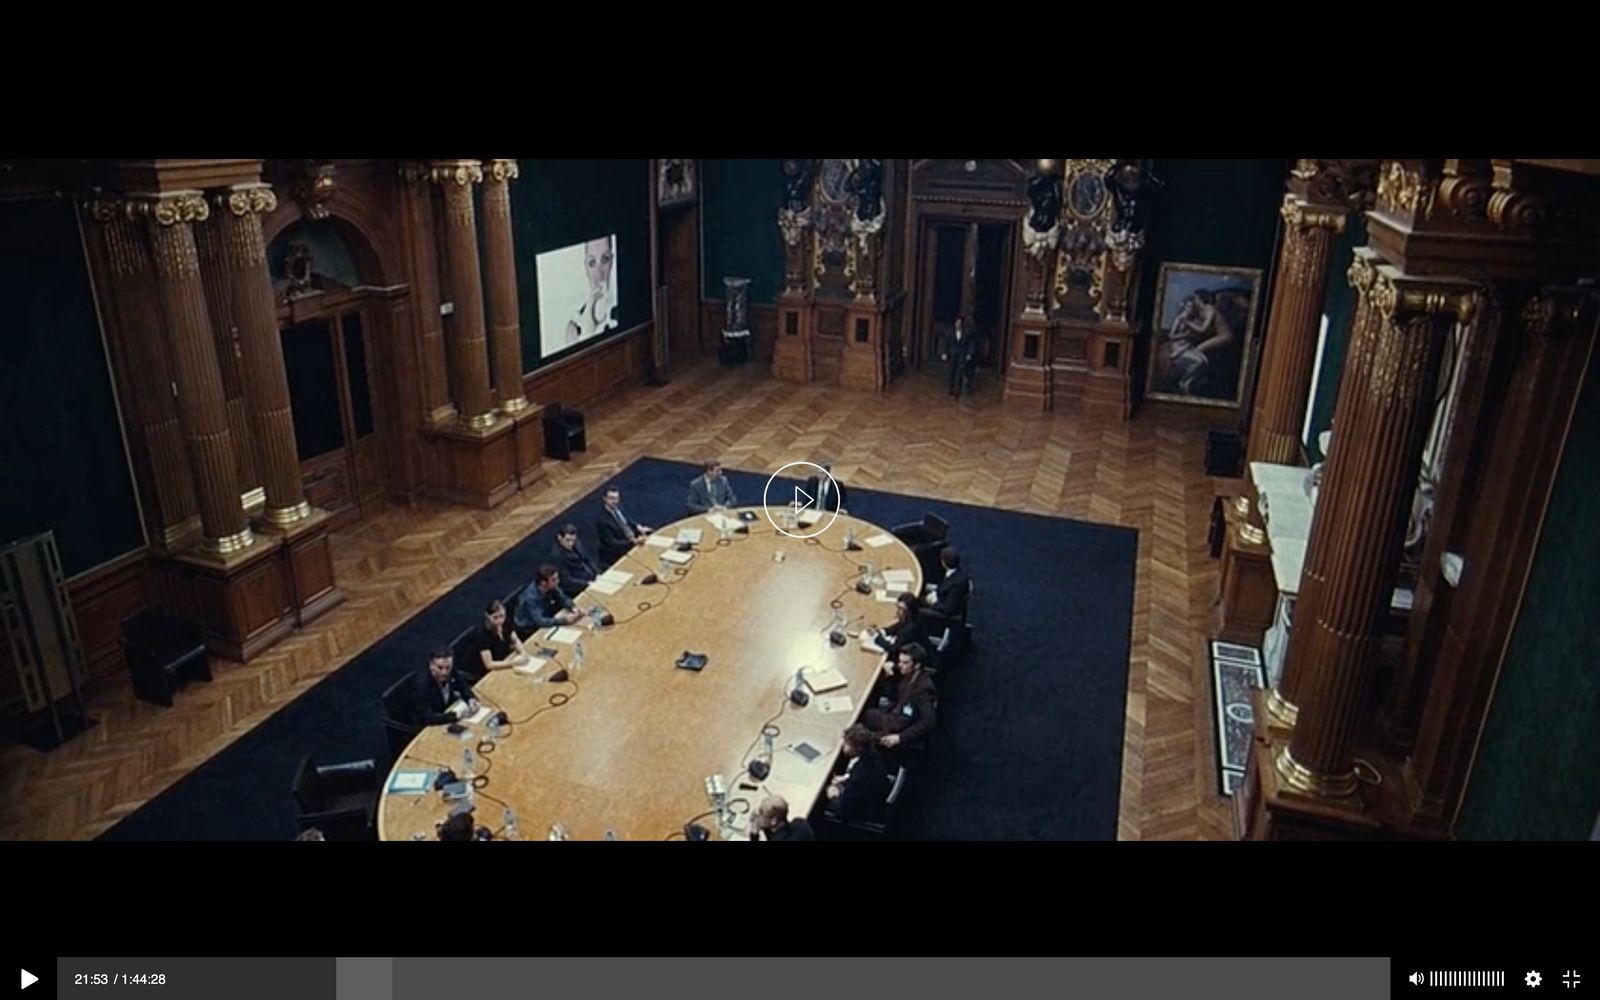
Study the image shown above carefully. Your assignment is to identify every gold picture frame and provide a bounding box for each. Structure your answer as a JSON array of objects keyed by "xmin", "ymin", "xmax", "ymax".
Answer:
[{"xmin": 1146, "ymin": 261, "xmax": 1263, "ymax": 408}]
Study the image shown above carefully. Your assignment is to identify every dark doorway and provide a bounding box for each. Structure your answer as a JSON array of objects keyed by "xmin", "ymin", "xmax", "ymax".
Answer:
[
  {"xmin": 913, "ymin": 218, "xmax": 1013, "ymax": 373},
  {"xmin": 279, "ymin": 305, "xmax": 384, "ymax": 528}
]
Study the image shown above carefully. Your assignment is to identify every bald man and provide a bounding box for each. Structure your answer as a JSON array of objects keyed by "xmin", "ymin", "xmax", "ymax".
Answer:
[{"xmin": 750, "ymin": 795, "xmax": 815, "ymax": 841}]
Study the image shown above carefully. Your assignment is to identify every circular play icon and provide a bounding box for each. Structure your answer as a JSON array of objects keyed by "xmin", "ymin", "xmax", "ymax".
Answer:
[{"xmin": 763, "ymin": 462, "xmax": 841, "ymax": 539}]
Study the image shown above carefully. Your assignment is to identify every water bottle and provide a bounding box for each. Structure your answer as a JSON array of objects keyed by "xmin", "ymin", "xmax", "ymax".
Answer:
[
  {"xmin": 763, "ymin": 728, "xmax": 776, "ymax": 762},
  {"xmin": 548, "ymin": 823, "xmax": 568, "ymax": 841},
  {"xmin": 574, "ymin": 639, "xmax": 587, "ymax": 670},
  {"xmin": 845, "ymin": 527, "xmax": 856, "ymax": 549},
  {"xmin": 503, "ymin": 807, "xmax": 519, "ymax": 841},
  {"xmin": 866, "ymin": 561, "xmax": 878, "ymax": 590},
  {"xmin": 463, "ymin": 746, "xmax": 476, "ymax": 779},
  {"xmin": 603, "ymin": 828, "xmax": 617, "ymax": 842},
  {"xmin": 486, "ymin": 714, "xmax": 501, "ymax": 746}
]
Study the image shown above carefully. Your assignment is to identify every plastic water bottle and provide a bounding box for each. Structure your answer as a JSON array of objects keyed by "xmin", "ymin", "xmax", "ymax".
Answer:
[
  {"xmin": 763, "ymin": 728, "xmax": 776, "ymax": 761},
  {"xmin": 574, "ymin": 639, "xmax": 587, "ymax": 670},
  {"xmin": 845, "ymin": 527, "xmax": 856, "ymax": 549},
  {"xmin": 866, "ymin": 561, "xmax": 878, "ymax": 589},
  {"xmin": 463, "ymin": 746, "xmax": 476, "ymax": 779},
  {"xmin": 503, "ymin": 807, "xmax": 519, "ymax": 841},
  {"xmin": 486, "ymin": 714, "xmax": 501, "ymax": 746},
  {"xmin": 603, "ymin": 828, "xmax": 617, "ymax": 842}
]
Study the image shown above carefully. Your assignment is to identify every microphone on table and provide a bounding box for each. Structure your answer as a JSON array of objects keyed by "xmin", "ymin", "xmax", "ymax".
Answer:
[
  {"xmin": 640, "ymin": 572, "xmax": 658, "ymax": 585},
  {"xmin": 789, "ymin": 668, "xmax": 811, "ymax": 707}
]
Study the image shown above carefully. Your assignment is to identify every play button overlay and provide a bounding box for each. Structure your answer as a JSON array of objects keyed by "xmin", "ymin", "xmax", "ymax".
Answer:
[
  {"xmin": 22, "ymin": 971, "xmax": 38, "ymax": 990},
  {"xmin": 763, "ymin": 461, "xmax": 840, "ymax": 539}
]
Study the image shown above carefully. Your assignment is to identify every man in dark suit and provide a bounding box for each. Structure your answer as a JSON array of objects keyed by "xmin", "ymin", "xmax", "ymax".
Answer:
[
  {"xmin": 750, "ymin": 795, "xmax": 815, "ymax": 841},
  {"xmin": 549, "ymin": 523, "xmax": 598, "ymax": 597},
  {"xmin": 946, "ymin": 315, "xmax": 979, "ymax": 397},
  {"xmin": 596, "ymin": 486, "xmax": 650, "ymax": 567},
  {"xmin": 864, "ymin": 642, "xmax": 937, "ymax": 753},
  {"xmin": 686, "ymin": 458, "xmax": 738, "ymax": 514},
  {"xmin": 413, "ymin": 647, "xmax": 478, "ymax": 727},
  {"xmin": 926, "ymin": 545, "xmax": 971, "ymax": 620},
  {"xmin": 804, "ymin": 461, "xmax": 848, "ymax": 514},
  {"xmin": 825, "ymin": 724, "xmax": 893, "ymax": 824}
]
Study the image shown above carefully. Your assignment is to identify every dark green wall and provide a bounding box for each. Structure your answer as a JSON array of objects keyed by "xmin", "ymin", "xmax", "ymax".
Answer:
[
  {"xmin": 1303, "ymin": 214, "xmax": 1367, "ymax": 461},
  {"xmin": 702, "ymin": 158, "xmax": 784, "ymax": 304},
  {"xmin": 0, "ymin": 199, "xmax": 144, "ymax": 577},
  {"xmin": 1457, "ymin": 350, "xmax": 1600, "ymax": 840},
  {"xmin": 1135, "ymin": 160, "xmax": 1288, "ymax": 402},
  {"xmin": 507, "ymin": 159, "xmax": 651, "ymax": 372}
]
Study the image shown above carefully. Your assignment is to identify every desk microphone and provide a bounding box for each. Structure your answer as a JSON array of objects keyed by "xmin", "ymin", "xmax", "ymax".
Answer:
[
  {"xmin": 433, "ymin": 768, "xmax": 459, "ymax": 791},
  {"xmin": 548, "ymin": 668, "xmax": 569, "ymax": 683},
  {"xmin": 789, "ymin": 668, "xmax": 811, "ymax": 707},
  {"xmin": 640, "ymin": 572, "xmax": 658, "ymax": 585},
  {"xmin": 855, "ymin": 577, "xmax": 872, "ymax": 595}
]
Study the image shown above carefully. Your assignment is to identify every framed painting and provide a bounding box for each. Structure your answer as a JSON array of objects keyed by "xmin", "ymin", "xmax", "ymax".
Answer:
[
  {"xmin": 1147, "ymin": 262, "xmax": 1263, "ymax": 407},
  {"xmin": 657, "ymin": 159, "xmax": 697, "ymax": 207}
]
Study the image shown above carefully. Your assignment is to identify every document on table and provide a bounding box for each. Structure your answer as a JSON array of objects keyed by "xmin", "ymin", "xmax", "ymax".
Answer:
[
  {"xmin": 706, "ymin": 512, "xmax": 740, "ymax": 533},
  {"xmin": 464, "ymin": 705, "xmax": 492, "ymax": 725},
  {"xmin": 816, "ymin": 694, "xmax": 855, "ymax": 715},
  {"xmin": 859, "ymin": 630, "xmax": 885, "ymax": 652},
  {"xmin": 864, "ymin": 533, "xmax": 895, "ymax": 548},
  {"xmin": 645, "ymin": 533, "xmax": 674, "ymax": 549},
  {"xmin": 797, "ymin": 509, "xmax": 822, "ymax": 527},
  {"xmin": 547, "ymin": 626, "xmax": 583, "ymax": 645},
  {"xmin": 513, "ymin": 661, "xmax": 547, "ymax": 677},
  {"xmin": 881, "ymin": 568, "xmax": 915, "ymax": 585},
  {"xmin": 874, "ymin": 590, "xmax": 899, "ymax": 603},
  {"xmin": 388, "ymin": 770, "xmax": 433, "ymax": 794},
  {"xmin": 589, "ymin": 578, "xmax": 625, "ymax": 595},
  {"xmin": 676, "ymin": 528, "xmax": 704, "ymax": 545},
  {"xmin": 802, "ymin": 663, "xmax": 849, "ymax": 693},
  {"xmin": 660, "ymin": 548, "xmax": 696, "ymax": 565}
]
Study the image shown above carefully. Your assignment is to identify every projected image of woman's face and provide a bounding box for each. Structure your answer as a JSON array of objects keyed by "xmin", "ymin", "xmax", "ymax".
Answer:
[{"xmin": 585, "ymin": 237, "xmax": 614, "ymax": 292}]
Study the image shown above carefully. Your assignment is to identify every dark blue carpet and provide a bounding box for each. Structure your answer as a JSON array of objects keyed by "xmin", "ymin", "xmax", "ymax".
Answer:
[{"xmin": 101, "ymin": 457, "xmax": 1136, "ymax": 841}]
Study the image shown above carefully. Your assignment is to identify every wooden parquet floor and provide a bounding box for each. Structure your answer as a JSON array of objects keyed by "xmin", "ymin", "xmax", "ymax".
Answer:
[{"xmin": 0, "ymin": 358, "xmax": 1232, "ymax": 841}]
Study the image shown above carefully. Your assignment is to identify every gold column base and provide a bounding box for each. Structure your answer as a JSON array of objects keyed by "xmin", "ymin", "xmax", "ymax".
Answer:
[
  {"xmin": 205, "ymin": 526, "xmax": 257, "ymax": 555},
  {"xmin": 1233, "ymin": 494, "xmax": 1251, "ymax": 517},
  {"xmin": 241, "ymin": 486, "xmax": 267, "ymax": 516},
  {"xmin": 500, "ymin": 396, "xmax": 531, "ymax": 415},
  {"xmin": 1237, "ymin": 521, "xmax": 1267, "ymax": 546},
  {"xmin": 1273, "ymin": 744, "xmax": 1359, "ymax": 799},
  {"xmin": 1264, "ymin": 686, "xmax": 1299, "ymax": 728},
  {"xmin": 464, "ymin": 410, "xmax": 499, "ymax": 430},
  {"xmin": 265, "ymin": 500, "xmax": 313, "ymax": 527}
]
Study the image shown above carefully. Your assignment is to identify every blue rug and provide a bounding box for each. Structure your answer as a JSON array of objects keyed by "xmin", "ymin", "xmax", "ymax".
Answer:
[{"xmin": 101, "ymin": 457, "xmax": 1137, "ymax": 840}]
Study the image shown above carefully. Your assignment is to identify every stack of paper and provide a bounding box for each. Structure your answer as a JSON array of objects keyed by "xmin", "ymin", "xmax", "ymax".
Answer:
[
  {"xmin": 859, "ymin": 631, "xmax": 885, "ymax": 652},
  {"xmin": 676, "ymin": 528, "xmax": 703, "ymax": 545},
  {"xmin": 874, "ymin": 590, "xmax": 899, "ymax": 603},
  {"xmin": 816, "ymin": 694, "xmax": 855, "ymax": 715},
  {"xmin": 797, "ymin": 509, "xmax": 822, "ymax": 527},
  {"xmin": 801, "ymin": 663, "xmax": 849, "ymax": 693},
  {"xmin": 864, "ymin": 533, "xmax": 895, "ymax": 548},
  {"xmin": 547, "ymin": 626, "xmax": 583, "ymax": 645},
  {"xmin": 590, "ymin": 568, "xmax": 633, "ymax": 595},
  {"xmin": 388, "ymin": 770, "xmax": 433, "ymax": 795},
  {"xmin": 660, "ymin": 548, "xmax": 695, "ymax": 565},
  {"xmin": 706, "ymin": 512, "xmax": 740, "ymax": 533},
  {"xmin": 882, "ymin": 568, "xmax": 916, "ymax": 586},
  {"xmin": 645, "ymin": 533, "xmax": 674, "ymax": 549}
]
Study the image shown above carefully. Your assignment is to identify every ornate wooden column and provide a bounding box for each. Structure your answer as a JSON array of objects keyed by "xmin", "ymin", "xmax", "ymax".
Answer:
[
  {"xmin": 399, "ymin": 162, "xmax": 456, "ymax": 426},
  {"xmin": 211, "ymin": 181, "xmax": 342, "ymax": 625},
  {"xmin": 431, "ymin": 160, "xmax": 497, "ymax": 428},
  {"xmin": 478, "ymin": 158, "xmax": 545, "ymax": 488},
  {"xmin": 86, "ymin": 198, "xmax": 202, "ymax": 553},
  {"xmin": 140, "ymin": 192, "xmax": 256, "ymax": 555},
  {"xmin": 1272, "ymin": 251, "xmax": 1478, "ymax": 796},
  {"xmin": 192, "ymin": 213, "xmax": 262, "ymax": 516}
]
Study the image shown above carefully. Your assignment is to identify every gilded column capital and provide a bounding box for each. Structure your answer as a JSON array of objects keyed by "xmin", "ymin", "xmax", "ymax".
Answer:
[
  {"xmin": 398, "ymin": 161, "xmax": 432, "ymax": 185},
  {"xmin": 1375, "ymin": 160, "xmax": 1437, "ymax": 221},
  {"xmin": 217, "ymin": 183, "xmax": 278, "ymax": 217},
  {"xmin": 1370, "ymin": 267, "xmax": 1480, "ymax": 327},
  {"xmin": 429, "ymin": 160, "xmax": 484, "ymax": 187},
  {"xmin": 1523, "ymin": 285, "xmax": 1598, "ymax": 339},
  {"xmin": 1280, "ymin": 193, "xmax": 1348, "ymax": 233},
  {"xmin": 124, "ymin": 191, "xmax": 211, "ymax": 227},
  {"xmin": 1346, "ymin": 245, "xmax": 1382, "ymax": 295},
  {"xmin": 483, "ymin": 159, "xmax": 520, "ymax": 184}
]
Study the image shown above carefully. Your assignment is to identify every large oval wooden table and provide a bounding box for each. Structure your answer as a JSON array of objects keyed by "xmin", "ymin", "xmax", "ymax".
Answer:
[{"xmin": 378, "ymin": 507, "xmax": 923, "ymax": 841}]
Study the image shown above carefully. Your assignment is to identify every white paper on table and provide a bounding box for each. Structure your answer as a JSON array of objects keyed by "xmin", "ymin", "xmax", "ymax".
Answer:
[
  {"xmin": 816, "ymin": 694, "xmax": 855, "ymax": 715},
  {"xmin": 465, "ymin": 705, "xmax": 492, "ymax": 725},
  {"xmin": 645, "ymin": 534, "xmax": 674, "ymax": 549},
  {"xmin": 388, "ymin": 770, "xmax": 431, "ymax": 793},
  {"xmin": 589, "ymin": 578, "xmax": 625, "ymax": 595},
  {"xmin": 446, "ymin": 699, "xmax": 467, "ymax": 717},
  {"xmin": 797, "ymin": 509, "xmax": 821, "ymax": 526},
  {"xmin": 676, "ymin": 528, "xmax": 704, "ymax": 545},
  {"xmin": 864, "ymin": 533, "xmax": 895, "ymax": 548},
  {"xmin": 874, "ymin": 590, "xmax": 899, "ymax": 603},
  {"xmin": 706, "ymin": 512, "xmax": 739, "ymax": 533},
  {"xmin": 547, "ymin": 626, "xmax": 583, "ymax": 645},
  {"xmin": 881, "ymin": 568, "xmax": 915, "ymax": 584},
  {"xmin": 660, "ymin": 548, "xmax": 695, "ymax": 565},
  {"xmin": 598, "ymin": 568, "xmax": 633, "ymax": 586},
  {"xmin": 859, "ymin": 631, "xmax": 885, "ymax": 652},
  {"xmin": 512, "ymin": 661, "xmax": 546, "ymax": 677}
]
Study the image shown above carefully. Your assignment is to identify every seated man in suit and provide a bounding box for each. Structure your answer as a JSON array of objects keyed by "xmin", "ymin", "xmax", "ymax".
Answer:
[
  {"xmin": 865, "ymin": 591, "xmax": 930, "ymax": 661},
  {"xmin": 804, "ymin": 461, "xmax": 848, "ymax": 513},
  {"xmin": 549, "ymin": 523, "xmax": 599, "ymax": 597},
  {"xmin": 863, "ymin": 642, "xmax": 937, "ymax": 753},
  {"xmin": 686, "ymin": 458, "xmax": 738, "ymax": 514},
  {"xmin": 926, "ymin": 545, "xmax": 971, "ymax": 620},
  {"xmin": 513, "ymin": 564, "xmax": 589, "ymax": 638},
  {"xmin": 596, "ymin": 486, "xmax": 651, "ymax": 567},
  {"xmin": 413, "ymin": 647, "xmax": 479, "ymax": 727},
  {"xmin": 749, "ymin": 795, "xmax": 814, "ymax": 841},
  {"xmin": 825, "ymin": 724, "xmax": 893, "ymax": 824}
]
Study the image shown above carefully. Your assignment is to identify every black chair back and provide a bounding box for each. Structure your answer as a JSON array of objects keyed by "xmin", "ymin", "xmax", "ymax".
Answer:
[
  {"xmin": 450, "ymin": 625, "xmax": 481, "ymax": 681},
  {"xmin": 381, "ymin": 672, "xmax": 418, "ymax": 727},
  {"xmin": 291, "ymin": 755, "xmax": 325, "ymax": 812}
]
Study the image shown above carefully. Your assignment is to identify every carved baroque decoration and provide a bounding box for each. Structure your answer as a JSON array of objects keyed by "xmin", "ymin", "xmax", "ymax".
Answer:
[
  {"xmin": 1290, "ymin": 158, "xmax": 1380, "ymax": 210},
  {"xmin": 294, "ymin": 160, "xmax": 338, "ymax": 220}
]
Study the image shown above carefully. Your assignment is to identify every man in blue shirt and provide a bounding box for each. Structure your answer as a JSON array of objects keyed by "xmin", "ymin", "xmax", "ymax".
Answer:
[{"xmin": 514, "ymin": 564, "xmax": 589, "ymax": 638}]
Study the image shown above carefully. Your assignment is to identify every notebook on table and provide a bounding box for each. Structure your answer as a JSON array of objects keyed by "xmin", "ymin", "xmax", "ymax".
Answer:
[{"xmin": 801, "ymin": 664, "xmax": 848, "ymax": 694}]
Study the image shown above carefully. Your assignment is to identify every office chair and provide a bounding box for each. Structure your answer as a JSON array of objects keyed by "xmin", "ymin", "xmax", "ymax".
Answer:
[
  {"xmin": 290, "ymin": 755, "xmax": 379, "ymax": 841},
  {"xmin": 380, "ymin": 672, "xmax": 421, "ymax": 766},
  {"xmin": 120, "ymin": 607, "xmax": 210, "ymax": 708},
  {"xmin": 543, "ymin": 403, "xmax": 588, "ymax": 460}
]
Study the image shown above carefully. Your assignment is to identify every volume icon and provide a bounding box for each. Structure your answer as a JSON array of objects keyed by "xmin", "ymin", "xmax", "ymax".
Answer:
[{"xmin": 1410, "ymin": 973, "xmax": 1425, "ymax": 986}]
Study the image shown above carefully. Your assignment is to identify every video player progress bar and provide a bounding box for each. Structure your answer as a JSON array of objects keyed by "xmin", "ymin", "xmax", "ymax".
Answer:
[{"xmin": 1429, "ymin": 972, "xmax": 1505, "ymax": 987}]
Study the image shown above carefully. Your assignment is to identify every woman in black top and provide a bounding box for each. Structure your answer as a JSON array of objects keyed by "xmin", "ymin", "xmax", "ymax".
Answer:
[
  {"xmin": 867, "ymin": 591, "xmax": 929, "ymax": 661},
  {"xmin": 469, "ymin": 599, "xmax": 530, "ymax": 680}
]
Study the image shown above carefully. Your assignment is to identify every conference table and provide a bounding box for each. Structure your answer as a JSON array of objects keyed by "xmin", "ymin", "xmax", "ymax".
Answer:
[{"xmin": 377, "ymin": 506, "xmax": 924, "ymax": 841}]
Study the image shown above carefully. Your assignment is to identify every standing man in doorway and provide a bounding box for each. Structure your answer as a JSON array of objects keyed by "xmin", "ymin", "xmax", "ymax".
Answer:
[{"xmin": 946, "ymin": 314, "xmax": 978, "ymax": 397}]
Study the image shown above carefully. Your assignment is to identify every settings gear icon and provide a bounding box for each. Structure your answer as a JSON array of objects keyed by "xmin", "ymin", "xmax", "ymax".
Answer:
[{"xmin": 1526, "ymin": 972, "xmax": 1543, "ymax": 988}]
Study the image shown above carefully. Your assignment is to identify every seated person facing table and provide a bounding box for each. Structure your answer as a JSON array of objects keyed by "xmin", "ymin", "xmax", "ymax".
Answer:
[
  {"xmin": 549, "ymin": 522, "xmax": 599, "ymax": 597},
  {"xmin": 513, "ymin": 564, "xmax": 590, "ymax": 638},
  {"xmin": 596, "ymin": 486, "xmax": 651, "ymax": 567},
  {"xmin": 865, "ymin": 592, "xmax": 930, "ymax": 661},
  {"xmin": 826, "ymin": 724, "xmax": 893, "ymax": 824},
  {"xmin": 463, "ymin": 598, "xmax": 531, "ymax": 680},
  {"xmin": 686, "ymin": 458, "xmax": 738, "ymax": 514},
  {"xmin": 863, "ymin": 642, "xmax": 937, "ymax": 753},
  {"xmin": 413, "ymin": 647, "xmax": 480, "ymax": 727},
  {"xmin": 925, "ymin": 546, "xmax": 971, "ymax": 620},
  {"xmin": 804, "ymin": 461, "xmax": 848, "ymax": 513},
  {"xmin": 749, "ymin": 795, "xmax": 814, "ymax": 841}
]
